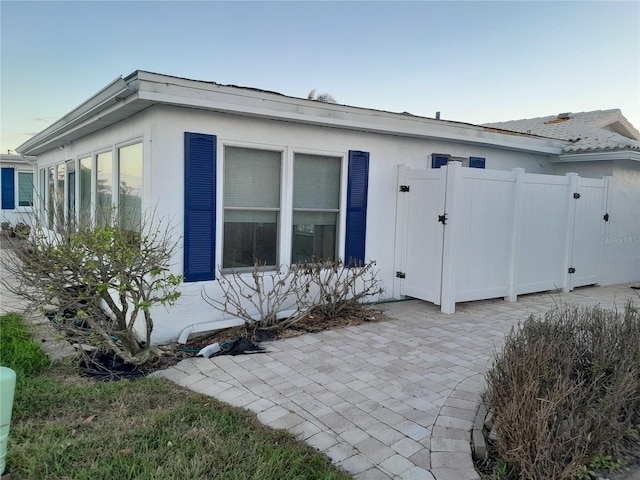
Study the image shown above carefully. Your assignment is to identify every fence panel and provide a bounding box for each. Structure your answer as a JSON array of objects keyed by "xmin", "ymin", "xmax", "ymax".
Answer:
[
  {"xmin": 447, "ymin": 165, "xmax": 516, "ymax": 303},
  {"xmin": 515, "ymin": 173, "xmax": 572, "ymax": 295},
  {"xmin": 396, "ymin": 164, "xmax": 607, "ymax": 313},
  {"xmin": 570, "ymin": 177, "xmax": 606, "ymax": 288},
  {"xmin": 401, "ymin": 167, "xmax": 447, "ymax": 305}
]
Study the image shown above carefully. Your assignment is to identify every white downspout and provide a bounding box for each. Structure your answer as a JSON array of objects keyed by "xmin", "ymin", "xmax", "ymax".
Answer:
[{"xmin": 176, "ymin": 307, "xmax": 302, "ymax": 344}]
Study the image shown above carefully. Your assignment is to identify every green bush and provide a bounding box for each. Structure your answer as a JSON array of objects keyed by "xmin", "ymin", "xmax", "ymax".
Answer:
[
  {"xmin": 485, "ymin": 301, "xmax": 640, "ymax": 480},
  {"xmin": 0, "ymin": 314, "xmax": 49, "ymax": 380}
]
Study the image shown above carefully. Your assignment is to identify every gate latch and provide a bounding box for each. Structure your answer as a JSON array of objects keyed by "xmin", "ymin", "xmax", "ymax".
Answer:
[
  {"xmin": 573, "ymin": 192, "xmax": 581, "ymax": 199},
  {"xmin": 438, "ymin": 214, "xmax": 447, "ymax": 225},
  {"xmin": 568, "ymin": 267, "xmax": 576, "ymax": 274}
]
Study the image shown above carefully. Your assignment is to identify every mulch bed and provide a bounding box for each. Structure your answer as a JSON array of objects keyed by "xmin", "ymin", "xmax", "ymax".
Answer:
[{"xmin": 50, "ymin": 305, "xmax": 390, "ymax": 379}]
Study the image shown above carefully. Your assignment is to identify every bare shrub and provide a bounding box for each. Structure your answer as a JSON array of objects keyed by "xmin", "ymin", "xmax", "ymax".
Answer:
[
  {"xmin": 204, "ymin": 258, "xmax": 384, "ymax": 333},
  {"xmin": 294, "ymin": 258, "xmax": 384, "ymax": 320},
  {"xmin": 203, "ymin": 260, "xmax": 309, "ymax": 332},
  {"xmin": 485, "ymin": 302, "xmax": 640, "ymax": 480}
]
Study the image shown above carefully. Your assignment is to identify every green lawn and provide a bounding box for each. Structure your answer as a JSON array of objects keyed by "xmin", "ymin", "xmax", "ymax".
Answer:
[{"xmin": 1, "ymin": 314, "xmax": 352, "ymax": 480}]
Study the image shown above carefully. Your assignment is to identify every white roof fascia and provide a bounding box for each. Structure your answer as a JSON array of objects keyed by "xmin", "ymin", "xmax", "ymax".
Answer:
[
  {"xmin": 135, "ymin": 73, "xmax": 565, "ymax": 155},
  {"xmin": 16, "ymin": 70, "xmax": 566, "ymax": 157},
  {"xmin": 0, "ymin": 154, "xmax": 30, "ymax": 165},
  {"xmin": 593, "ymin": 111, "xmax": 640, "ymax": 140},
  {"xmin": 16, "ymin": 77, "xmax": 138, "ymax": 155},
  {"xmin": 556, "ymin": 150, "xmax": 640, "ymax": 163}
]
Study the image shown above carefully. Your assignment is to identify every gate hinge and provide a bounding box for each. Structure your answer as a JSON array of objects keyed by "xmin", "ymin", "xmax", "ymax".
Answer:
[
  {"xmin": 603, "ymin": 213, "xmax": 609, "ymax": 222},
  {"xmin": 399, "ymin": 185, "xmax": 410, "ymax": 192},
  {"xmin": 438, "ymin": 214, "xmax": 447, "ymax": 225},
  {"xmin": 573, "ymin": 192, "xmax": 581, "ymax": 199},
  {"xmin": 568, "ymin": 267, "xmax": 576, "ymax": 274},
  {"xmin": 396, "ymin": 271, "xmax": 406, "ymax": 279}
]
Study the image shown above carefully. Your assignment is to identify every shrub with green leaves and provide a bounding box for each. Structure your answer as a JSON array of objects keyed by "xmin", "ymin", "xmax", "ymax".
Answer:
[
  {"xmin": 1, "ymin": 212, "xmax": 182, "ymax": 365},
  {"xmin": 485, "ymin": 301, "xmax": 640, "ymax": 480}
]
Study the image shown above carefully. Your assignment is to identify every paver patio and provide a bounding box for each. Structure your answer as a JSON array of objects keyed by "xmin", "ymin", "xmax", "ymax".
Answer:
[{"xmin": 158, "ymin": 283, "xmax": 640, "ymax": 480}]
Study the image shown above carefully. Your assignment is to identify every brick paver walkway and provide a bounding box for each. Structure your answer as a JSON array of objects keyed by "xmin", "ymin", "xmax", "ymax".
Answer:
[{"xmin": 158, "ymin": 284, "xmax": 639, "ymax": 480}]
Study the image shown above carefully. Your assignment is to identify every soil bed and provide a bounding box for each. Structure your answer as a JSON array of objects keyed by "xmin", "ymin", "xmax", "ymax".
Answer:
[
  {"xmin": 183, "ymin": 304, "xmax": 388, "ymax": 351},
  {"xmin": 52, "ymin": 304, "xmax": 389, "ymax": 379}
]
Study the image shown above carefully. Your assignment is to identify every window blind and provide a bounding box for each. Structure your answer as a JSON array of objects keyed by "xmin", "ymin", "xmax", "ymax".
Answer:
[
  {"xmin": 224, "ymin": 147, "xmax": 280, "ymax": 208},
  {"xmin": 293, "ymin": 154, "xmax": 340, "ymax": 209}
]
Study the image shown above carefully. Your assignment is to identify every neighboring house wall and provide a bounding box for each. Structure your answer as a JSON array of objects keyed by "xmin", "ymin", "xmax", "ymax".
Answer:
[
  {"xmin": 0, "ymin": 155, "xmax": 35, "ymax": 226},
  {"xmin": 552, "ymin": 159, "xmax": 640, "ymax": 285},
  {"xmin": 31, "ymin": 105, "xmax": 556, "ymax": 344}
]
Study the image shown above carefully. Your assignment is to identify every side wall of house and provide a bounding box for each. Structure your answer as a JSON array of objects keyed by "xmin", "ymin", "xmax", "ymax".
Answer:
[
  {"xmin": 1, "ymin": 158, "xmax": 35, "ymax": 226},
  {"xmin": 32, "ymin": 105, "xmax": 554, "ymax": 344},
  {"xmin": 551, "ymin": 160, "xmax": 640, "ymax": 285},
  {"xmin": 148, "ymin": 106, "xmax": 553, "ymax": 343}
]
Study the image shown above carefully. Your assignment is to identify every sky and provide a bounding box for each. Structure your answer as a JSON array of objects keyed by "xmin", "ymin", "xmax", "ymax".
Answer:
[{"xmin": 1, "ymin": 0, "xmax": 639, "ymax": 153}]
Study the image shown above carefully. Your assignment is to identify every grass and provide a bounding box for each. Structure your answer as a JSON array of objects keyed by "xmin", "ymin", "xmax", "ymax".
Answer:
[
  {"xmin": 1, "ymin": 314, "xmax": 352, "ymax": 480},
  {"xmin": 0, "ymin": 313, "xmax": 49, "ymax": 379}
]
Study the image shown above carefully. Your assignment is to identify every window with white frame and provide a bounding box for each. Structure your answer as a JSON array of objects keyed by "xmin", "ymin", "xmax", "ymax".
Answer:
[
  {"xmin": 223, "ymin": 146, "xmax": 281, "ymax": 268},
  {"xmin": 56, "ymin": 165, "xmax": 64, "ymax": 226},
  {"xmin": 183, "ymin": 132, "xmax": 369, "ymax": 283},
  {"xmin": 43, "ymin": 164, "xmax": 66, "ymax": 230},
  {"xmin": 118, "ymin": 143, "xmax": 143, "ymax": 230},
  {"xmin": 47, "ymin": 166, "xmax": 55, "ymax": 229},
  {"xmin": 37, "ymin": 142, "xmax": 142, "ymax": 231},
  {"xmin": 78, "ymin": 156, "xmax": 91, "ymax": 225},
  {"xmin": 17, "ymin": 172, "xmax": 34, "ymax": 207},
  {"xmin": 96, "ymin": 151, "xmax": 113, "ymax": 226},
  {"xmin": 66, "ymin": 160, "xmax": 75, "ymax": 222},
  {"xmin": 292, "ymin": 153, "xmax": 340, "ymax": 263},
  {"xmin": 39, "ymin": 168, "xmax": 46, "ymax": 224}
]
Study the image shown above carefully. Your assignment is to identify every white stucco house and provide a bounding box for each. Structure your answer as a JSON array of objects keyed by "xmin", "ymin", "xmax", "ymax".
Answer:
[
  {"xmin": 1, "ymin": 154, "xmax": 35, "ymax": 227},
  {"xmin": 15, "ymin": 71, "xmax": 640, "ymax": 344}
]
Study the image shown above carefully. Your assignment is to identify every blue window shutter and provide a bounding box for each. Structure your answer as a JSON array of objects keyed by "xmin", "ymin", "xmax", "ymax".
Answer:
[
  {"xmin": 1, "ymin": 168, "xmax": 15, "ymax": 210},
  {"xmin": 345, "ymin": 150, "xmax": 369, "ymax": 266},
  {"xmin": 184, "ymin": 133, "xmax": 216, "ymax": 282},
  {"xmin": 469, "ymin": 156, "xmax": 486, "ymax": 169},
  {"xmin": 431, "ymin": 154, "xmax": 450, "ymax": 169}
]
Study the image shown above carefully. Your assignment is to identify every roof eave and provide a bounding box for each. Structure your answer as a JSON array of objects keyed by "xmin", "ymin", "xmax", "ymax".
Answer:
[
  {"xmin": 134, "ymin": 73, "xmax": 565, "ymax": 154},
  {"xmin": 16, "ymin": 70, "xmax": 566, "ymax": 157},
  {"xmin": 16, "ymin": 76, "xmax": 139, "ymax": 155},
  {"xmin": 593, "ymin": 110, "xmax": 640, "ymax": 140},
  {"xmin": 555, "ymin": 149, "xmax": 640, "ymax": 163}
]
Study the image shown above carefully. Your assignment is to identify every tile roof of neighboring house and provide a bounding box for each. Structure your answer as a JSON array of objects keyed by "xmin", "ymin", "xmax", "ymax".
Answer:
[{"xmin": 484, "ymin": 109, "xmax": 640, "ymax": 153}]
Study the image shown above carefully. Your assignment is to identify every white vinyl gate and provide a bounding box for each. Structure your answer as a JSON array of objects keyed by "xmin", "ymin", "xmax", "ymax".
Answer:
[{"xmin": 396, "ymin": 162, "xmax": 608, "ymax": 313}]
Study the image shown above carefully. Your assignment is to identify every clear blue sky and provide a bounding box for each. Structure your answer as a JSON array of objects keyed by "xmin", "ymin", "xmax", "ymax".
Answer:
[{"xmin": 1, "ymin": 1, "xmax": 639, "ymax": 153}]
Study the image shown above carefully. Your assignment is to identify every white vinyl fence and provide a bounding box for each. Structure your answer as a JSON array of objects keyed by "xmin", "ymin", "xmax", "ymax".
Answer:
[{"xmin": 395, "ymin": 162, "xmax": 609, "ymax": 313}]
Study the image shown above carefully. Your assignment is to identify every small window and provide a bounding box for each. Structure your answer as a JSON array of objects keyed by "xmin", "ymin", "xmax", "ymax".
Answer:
[
  {"xmin": 223, "ymin": 146, "xmax": 281, "ymax": 268},
  {"xmin": 292, "ymin": 153, "xmax": 341, "ymax": 263},
  {"xmin": 469, "ymin": 157, "xmax": 486, "ymax": 169},
  {"xmin": 17, "ymin": 172, "xmax": 33, "ymax": 207},
  {"xmin": 431, "ymin": 154, "xmax": 450, "ymax": 169}
]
